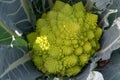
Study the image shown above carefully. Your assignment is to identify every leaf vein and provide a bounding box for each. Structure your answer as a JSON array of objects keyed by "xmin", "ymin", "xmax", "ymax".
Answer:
[
  {"xmin": 0, "ymin": 37, "xmax": 12, "ymax": 42},
  {"xmin": 0, "ymin": 53, "xmax": 31, "ymax": 78}
]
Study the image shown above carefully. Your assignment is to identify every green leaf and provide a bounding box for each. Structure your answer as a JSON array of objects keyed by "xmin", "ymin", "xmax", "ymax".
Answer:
[
  {"xmin": 0, "ymin": 21, "xmax": 14, "ymax": 45},
  {"xmin": 12, "ymin": 37, "xmax": 27, "ymax": 47}
]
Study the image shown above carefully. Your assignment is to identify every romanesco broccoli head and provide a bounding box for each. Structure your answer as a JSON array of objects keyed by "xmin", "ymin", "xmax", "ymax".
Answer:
[{"xmin": 27, "ymin": 1, "xmax": 102, "ymax": 77}]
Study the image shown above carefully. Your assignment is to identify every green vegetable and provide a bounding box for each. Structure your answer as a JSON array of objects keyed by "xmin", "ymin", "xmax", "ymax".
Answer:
[{"xmin": 27, "ymin": 1, "xmax": 102, "ymax": 77}]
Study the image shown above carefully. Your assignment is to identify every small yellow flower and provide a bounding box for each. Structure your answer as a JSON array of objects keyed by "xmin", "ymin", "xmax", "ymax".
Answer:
[{"xmin": 36, "ymin": 36, "xmax": 50, "ymax": 50}]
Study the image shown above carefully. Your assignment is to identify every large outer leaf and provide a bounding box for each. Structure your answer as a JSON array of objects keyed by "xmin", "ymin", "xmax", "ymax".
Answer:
[
  {"xmin": 90, "ymin": 0, "xmax": 120, "ymax": 79},
  {"xmin": 95, "ymin": 17, "xmax": 120, "ymax": 60},
  {"xmin": 0, "ymin": 0, "xmax": 42, "ymax": 80},
  {"xmin": 0, "ymin": 45, "xmax": 41, "ymax": 80},
  {"xmin": 88, "ymin": 0, "xmax": 120, "ymax": 61},
  {"xmin": 95, "ymin": 49, "xmax": 120, "ymax": 80},
  {"xmin": 0, "ymin": 0, "xmax": 35, "ymax": 34}
]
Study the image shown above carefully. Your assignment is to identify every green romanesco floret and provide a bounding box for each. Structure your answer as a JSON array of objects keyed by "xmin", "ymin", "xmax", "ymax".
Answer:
[{"xmin": 27, "ymin": 1, "xmax": 102, "ymax": 77}]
